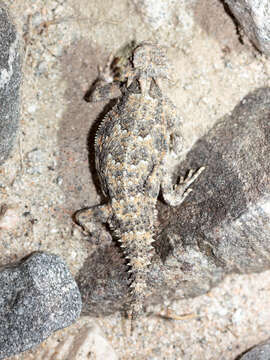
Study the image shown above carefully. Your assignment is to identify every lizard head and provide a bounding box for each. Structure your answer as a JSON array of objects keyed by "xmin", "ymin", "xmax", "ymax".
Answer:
[{"xmin": 132, "ymin": 42, "xmax": 169, "ymax": 80}]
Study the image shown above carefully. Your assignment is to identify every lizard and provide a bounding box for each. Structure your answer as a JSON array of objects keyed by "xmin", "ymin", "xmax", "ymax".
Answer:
[{"xmin": 75, "ymin": 42, "xmax": 205, "ymax": 322}]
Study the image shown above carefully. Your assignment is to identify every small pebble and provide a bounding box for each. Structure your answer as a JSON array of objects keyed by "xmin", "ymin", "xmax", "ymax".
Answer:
[{"xmin": 0, "ymin": 205, "xmax": 20, "ymax": 230}]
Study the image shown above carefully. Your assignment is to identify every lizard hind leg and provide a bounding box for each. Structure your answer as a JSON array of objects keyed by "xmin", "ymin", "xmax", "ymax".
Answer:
[
  {"xmin": 74, "ymin": 203, "xmax": 111, "ymax": 243},
  {"xmin": 162, "ymin": 166, "xmax": 205, "ymax": 207}
]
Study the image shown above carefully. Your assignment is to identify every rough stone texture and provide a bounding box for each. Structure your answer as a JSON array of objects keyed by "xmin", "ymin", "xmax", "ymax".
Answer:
[
  {"xmin": 239, "ymin": 339, "xmax": 270, "ymax": 359},
  {"xmin": 77, "ymin": 87, "xmax": 270, "ymax": 316},
  {"xmin": 0, "ymin": 252, "xmax": 82, "ymax": 360},
  {"xmin": 224, "ymin": 0, "xmax": 270, "ymax": 56},
  {"xmin": 2, "ymin": 0, "xmax": 270, "ymax": 358},
  {"xmin": 0, "ymin": 1, "xmax": 21, "ymax": 164}
]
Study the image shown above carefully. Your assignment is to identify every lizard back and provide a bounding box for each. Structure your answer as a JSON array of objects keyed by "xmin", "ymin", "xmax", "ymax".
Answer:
[{"xmin": 95, "ymin": 88, "xmax": 168, "ymax": 201}]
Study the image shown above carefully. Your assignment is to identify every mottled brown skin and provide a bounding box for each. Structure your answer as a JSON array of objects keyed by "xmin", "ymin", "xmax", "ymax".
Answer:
[{"xmin": 75, "ymin": 43, "xmax": 204, "ymax": 321}]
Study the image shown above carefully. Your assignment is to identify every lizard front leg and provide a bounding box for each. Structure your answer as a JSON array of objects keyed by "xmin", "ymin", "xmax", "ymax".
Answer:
[
  {"xmin": 161, "ymin": 167, "xmax": 205, "ymax": 207},
  {"xmin": 74, "ymin": 203, "xmax": 112, "ymax": 243},
  {"xmin": 85, "ymin": 54, "xmax": 122, "ymax": 103},
  {"xmin": 162, "ymin": 97, "xmax": 205, "ymax": 206}
]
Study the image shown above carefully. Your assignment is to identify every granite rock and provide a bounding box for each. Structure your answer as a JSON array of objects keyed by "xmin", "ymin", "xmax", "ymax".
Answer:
[
  {"xmin": 238, "ymin": 339, "xmax": 270, "ymax": 359},
  {"xmin": 224, "ymin": 0, "xmax": 270, "ymax": 56},
  {"xmin": 0, "ymin": 2, "xmax": 21, "ymax": 165},
  {"xmin": 77, "ymin": 87, "xmax": 270, "ymax": 316},
  {"xmin": 0, "ymin": 252, "xmax": 82, "ymax": 360}
]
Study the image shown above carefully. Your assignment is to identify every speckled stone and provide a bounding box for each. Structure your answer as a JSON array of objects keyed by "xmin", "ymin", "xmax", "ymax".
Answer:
[
  {"xmin": 0, "ymin": 252, "xmax": 82, "ymax": 360},
  {"xmin": 77, "ymin": 87, "xmax": 270, "ymax": 316},
  {"xmin": 225, "ymin": 0, "xmax": 270, "ymax": 55},
  {"xmin": 0, "ymin": 2, "xmax": 21, "ymax": 165}
]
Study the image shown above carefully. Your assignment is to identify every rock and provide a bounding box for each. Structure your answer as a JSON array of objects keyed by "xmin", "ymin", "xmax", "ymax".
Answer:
[
  {"xmin": 159, "ymin": 86, "xmax": 270, "ymax": 298},
  {"xmin": 77, "ymin": 87, "xmax": 270, "ymax": 316},
  {"xmin": 239, "ymin": 339, "xmax": 270, "ymax": 359},
  {"xmin": 0, "ymin": 2, "xmax": 21, "ymax": 165},
  {"xmin": 224, "ymin": 0, "xmax": 270, "ymax": 56},
  {"xmin": 0, "ymin": 252, "xmax": 82, "ymax": 360}
]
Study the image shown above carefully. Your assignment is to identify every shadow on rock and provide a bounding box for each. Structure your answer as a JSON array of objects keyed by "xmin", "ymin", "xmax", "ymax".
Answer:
[
  {"xmin": 76, "ymin": 87, "xmax": 270, "ymax": 316},
  {"xmin": 57, "ymin": 40, "xmax": 112, "ymax": 217}
]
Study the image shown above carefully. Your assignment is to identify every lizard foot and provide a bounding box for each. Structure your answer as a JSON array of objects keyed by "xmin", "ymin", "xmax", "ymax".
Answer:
[{"xmin": 162, "ymin": 166, "xmax": 205, "ymax": 206}]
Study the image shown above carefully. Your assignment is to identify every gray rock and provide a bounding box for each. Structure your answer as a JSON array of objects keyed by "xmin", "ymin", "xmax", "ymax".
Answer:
[
  {"xmin": 239, "ymin": 339, "xmax": 270, "ymax": 359},
  {"xmin": 77, "ymin": 87, "xmax": 270, "ymax": 316},
  {"xmin": 224, "ymin": 0, "xmax": 270, "ymax": 56},
  {"xmin": 0, "ymin": 2, "xmax": 21, "ymax": 165},
  {"xmin": 0, "ymin": 252, "xmax": 82, "ymax": 360},
  {"xmin": 155, "ymin": 86, "xmax": 270, "ymax": 301}
]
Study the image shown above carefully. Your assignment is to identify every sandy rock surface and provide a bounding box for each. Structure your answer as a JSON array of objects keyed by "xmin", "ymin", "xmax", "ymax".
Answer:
[{"xmin": 1, "ymin": 0, "xmax": 270, "ymax": 359}]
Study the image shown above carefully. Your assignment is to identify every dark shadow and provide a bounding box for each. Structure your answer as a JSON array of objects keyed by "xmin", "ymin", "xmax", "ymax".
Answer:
[
  {"xmin": 75, "ymin": 243, "xmax": 130, "ymax": 316},
  {"xmin": 58, "ymin": 41, "xmax": 270, "ymax": 317},
  {"xmin": 86, "ymin": 98, "xmax": 118, "ymax": 199},
  {"xmin": 56, "ymin": 40, "xmax": 118, "ymax": 218},
  {"xmin": 219, "ymin": 0, "xmax": 244, "ymax": 44},
  {"xmin": 77, "ymin": 87, "xmax": 270, "ymax": 316},
  {"xmin": 155, "ymin": 87, "xmax": 270, "ymax": 269},
  {"xmin": 192, "ymin": 0, "xmax": 246, "ymax": 53}
]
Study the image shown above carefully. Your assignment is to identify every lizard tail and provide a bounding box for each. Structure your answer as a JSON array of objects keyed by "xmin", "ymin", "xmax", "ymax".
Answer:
[{"xmin": 119, "ymin": 229, "xmax": 155, "ymax": 320}]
